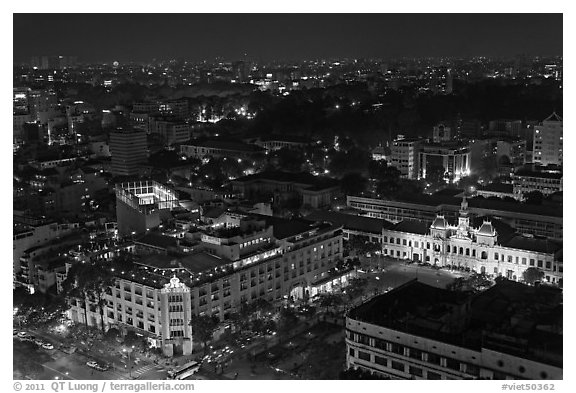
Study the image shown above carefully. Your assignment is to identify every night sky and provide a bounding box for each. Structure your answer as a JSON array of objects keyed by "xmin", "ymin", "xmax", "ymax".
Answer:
[{"xmin": 13, "ymin": 14, "xmax": 563, "ymax": 63}]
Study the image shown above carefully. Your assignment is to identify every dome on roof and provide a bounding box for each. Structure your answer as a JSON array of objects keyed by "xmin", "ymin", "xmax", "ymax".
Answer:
[
  {"xmin": 477, "ymin": 221, "xmax": 496, "ymax": 236},
  {"xmin": 431, "ymin": 215, "xmax": 448, "ymax": 229}
]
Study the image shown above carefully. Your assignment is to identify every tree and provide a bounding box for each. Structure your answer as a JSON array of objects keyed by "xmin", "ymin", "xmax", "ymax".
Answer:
[
  {"xmin": 318, "ymin": 293, "xmax": 344, "ymax": 313},
  {"xmin": 190, "ymin": 314, "xmax": 219, "ymax": 355},
  {"xmin": 277, "ymin": 307, "xmax": 298, "ymax": 342},
  {"xmin": 340, "ymin": 172, "xmax": 368, "ymax": 196},
  {"xmin": 523, "ymin": 267, "xmax": 545, "ymax": 285},
  {"xmin": 62, "ymin": 262, "xmax": 114, "ymax": 332},
  {"xmin": 345, "ymin": 277, "xmax": 368, "ymax": 301}
]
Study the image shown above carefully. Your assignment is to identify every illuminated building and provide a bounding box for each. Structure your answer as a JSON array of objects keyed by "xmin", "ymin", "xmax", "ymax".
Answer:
[
  {"xmin": 65, "ymin": 213, "xmax": 346, "ymax": 356},
  {"xmin": 115, "ymin": 180, "xmax": 179, "ymax": 237},
  {"xmin": 390, "ymin": 138, "xmax": 422, "ymax": 179},
  {"xmin": 380, "ymin": 198, "xmax": 562, "ymax": 285},
  {"xmin": 418, "ymin": 143, "xmax": 471, "ymax": 183},
  {"xmin": 346, "ymin": 194, "xmax": 562, "ymax": 240},
  {"xmin": 346, "ymin": 280, "xmax": 562, "ymax": 380},
  {"xmin": 512, "ymin": 168, "xmax": 562, "ymax": 199},
  {"xmin": 533, "ymin": 113, "xmax": 562, "ymax": 167}
]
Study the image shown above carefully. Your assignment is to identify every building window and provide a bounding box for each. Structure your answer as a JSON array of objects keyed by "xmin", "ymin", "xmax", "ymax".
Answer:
[
  {"xmin": 409, "ymin": 366, "xmax": 423, "ymax": 377},
  {"xmin": 349, "ymin": 347, "xmax": 355, "ymax": 357},
  {"xmin": 391, "ymin": 361, "xmax": 405, "ymax": 372},
  {"xmin": 427, "ymin": 371, "xmax": 442, "ymax": 380},
  {"xmin": 530, "ymin": 259, "xmax": 535, "ymax": 266},
  {"xmin": 375, "ymin": 356, "xmax": 387, "ymax": 366},
  {"xmin": 358, "ymin": 351, "xmax": 370, "ymax": 361},
  {"xmin": 494, "ymin": 252, "xmax": 499, "ymax": 260},
  {"xmin": 522, "ymin": 258, "xmax": 527, "ymax": 265}
]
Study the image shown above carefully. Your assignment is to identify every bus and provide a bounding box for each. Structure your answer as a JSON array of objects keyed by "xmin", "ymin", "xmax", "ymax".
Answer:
[{"xmin": 167, "ymin": 361, "xmax": 201, "ymax": 380}]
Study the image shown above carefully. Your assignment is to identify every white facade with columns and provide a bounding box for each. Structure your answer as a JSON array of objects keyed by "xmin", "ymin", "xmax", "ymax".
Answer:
[{"xmin": 381, "ymin": 198, "xmax": 562, "ymax": 285}]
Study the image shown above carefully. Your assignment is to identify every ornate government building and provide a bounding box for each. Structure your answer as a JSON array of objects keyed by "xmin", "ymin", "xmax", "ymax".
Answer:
[{"xmin": 381, "ymin": 198, "xmax": 562, "ymax": 285}]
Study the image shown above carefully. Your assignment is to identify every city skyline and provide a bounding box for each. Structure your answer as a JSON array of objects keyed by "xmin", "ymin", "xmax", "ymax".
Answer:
[{"xmin": 13, "ymin": 13, "xmax": 563, "ymax": 63}]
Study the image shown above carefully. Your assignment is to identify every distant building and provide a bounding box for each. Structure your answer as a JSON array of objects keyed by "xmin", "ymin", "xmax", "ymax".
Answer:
[
  {"xmin": 180, "ymin": 139, "xmax": 265, "ymax": 160},
  {"xmin": 418, "ymin": 144, "xmax": 471, "ymax": 184},
  {"xmin": 254, "ymin": 135, "xmax": 310, "ymax": 151},
  {"xmin": 346, "ymin": 194, "xmax": 562, "ymax": 240},
  {"xmin": 109, "ymin": 129, "xmax": 148, "ymax": 176},
  {"xmin": 371, "ymin": 145, "xmax": 389, "ymax": 161},
  {"xmin": 496, "ymin": 139, "xmax": 526, "ymax": 167},
  {"xmin": 533, "ymin": 113, "xmax": 562, "ymax": 167},
  {"xmin": 149, "ymin": 117, "xmax": 190, "ymax": 145},
  {"xmin": 488, "ymin": 119, "xmax": 524, "ymax": 138},
  {"xmin": 432, "ymin": 124, "xmax": 453, "ymax": 143},
  {"xmin": 346, "ymin": 280, "xmax": 562, "ymax": 380},
  {"xmin": 390, "ymin": 138, "xmax": 423, "ymax": 179},
  {"xmin": 475, "ymin": 183, "xmax": 516, "ymax": 200},
  {"xmin": 429, "ymin": 67, "xmax": 453, "ymax": 94},
  {"xmin": 512, "ymin": 168, "xmax": 563, "ymax": 200},
  {"xmin": 231, "ymin": 171, "xmax": 340, "ymax": 209}
]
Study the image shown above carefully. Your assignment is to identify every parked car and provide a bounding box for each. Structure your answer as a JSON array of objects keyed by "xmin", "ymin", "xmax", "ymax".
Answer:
[
  {"xmin": 42, "ymin": 343, "xmax": 54, "ymax": 350},
  {"xmin": 86, "ymin": 361, "xmax": 99, "ymax": 369}
]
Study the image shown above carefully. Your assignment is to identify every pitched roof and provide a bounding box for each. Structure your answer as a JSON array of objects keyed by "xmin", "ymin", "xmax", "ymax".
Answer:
[{"xmin": 392, "ymin": 219, "xmax": 429, "ymax": 235}]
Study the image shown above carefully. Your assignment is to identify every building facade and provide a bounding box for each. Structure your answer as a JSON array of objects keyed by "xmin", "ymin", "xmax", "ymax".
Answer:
[
  {"xmin": 380, "ymin": 198, "xmax": 562, "ymax": 285},
  {"xmin": 533, "ymin": 113, "xmax": 562, "ymax": 167},
  {"xmin": 390, "ymin": 138, "xmax": 422, "ymax": 179},
  {"xmin": 109, "ymin": 129, "xmax": 148, "ymax": 176},
  {"xmin": 346, "ymin": 195, "xmax": 563, "ymax": 240},
  {"xmin": 346, "ymin": 280, "xmax": 562, "ymax": 380},
  {"xmin": 65, "ymin": 214, "xmax": 346, "ymax": 356}
]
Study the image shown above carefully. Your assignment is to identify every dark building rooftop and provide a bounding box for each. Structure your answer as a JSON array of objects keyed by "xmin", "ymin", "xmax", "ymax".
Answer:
[
  {"xmin": 349, "ymin": 279, "xmax": 563, "ymax": 367},
  {"xmin": 233, "ymin": 170, "xmax": 339, "ymax": 191},
  {"xmin": 306, "ymin": 210, "xmax": 394, "ymax": 234},
  {"xmin": 134, "ymin": 233, "xmax": 178, "ymax": 249},
  {"xmin": 391, "ymin": 219, "xmax": 429, "ymax": 235}
]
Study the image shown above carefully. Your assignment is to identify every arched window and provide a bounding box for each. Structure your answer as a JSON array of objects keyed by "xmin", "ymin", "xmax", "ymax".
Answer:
[
  {"xmin": 466, "ymin": 248, "xmax": 470, "ymax": 256},
  {"xmin": 453, "ymin": 246, "xmax": 457, "ymax": 253},
  {"xmin": 383, "ymin": 236, "xmax": 388, "ymax": 243},
  {"xmin": 481, "ymin": 251, "xmax": 488, "ymax": 259},
  {"xmin": 459, "ymin": 247, "xmax": 464, "ymax": 255}
]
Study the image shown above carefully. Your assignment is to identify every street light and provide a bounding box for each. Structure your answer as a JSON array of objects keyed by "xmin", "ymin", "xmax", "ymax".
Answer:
[{"xmin": 123, "ymin": 346, "xmax": 135, "ymax": 378}]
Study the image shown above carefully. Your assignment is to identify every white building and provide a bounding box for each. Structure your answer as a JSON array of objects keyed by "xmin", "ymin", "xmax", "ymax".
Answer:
[
  {"xmin": 512, "ymin": 169, "xmax": 562, "ymax": 199},
  {"xmin": 390, "ymin": 138, "xmax": 423, "ymax": 179},
  {"xmin": 380, "ymin": 198, "xmax": 562, "ymax": 285},
  {"xmin": 65, "ymin": 214, "xmax": 348, "ymax": 356},
  {"xmin": 533, "ymin": 113, "xmax": 562, "ymax": 167}
]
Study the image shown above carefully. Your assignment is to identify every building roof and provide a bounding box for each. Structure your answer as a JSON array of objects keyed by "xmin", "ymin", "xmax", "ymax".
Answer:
[
  {"xmin": 480, "ymin": 183, "xmax": 514, "ymax": 193},
  {"xmin": 136, "ymin": 252, "xmax": 229, "ymax": 274},
  {"xmin": 477, "ymin": 221, "xmax": 496, "ymax": 236},
  {"xmin": 431, "ymin": 216, "xmax": 448, "ymax": 229},
  {"xmin": 349, "ymin": 280, "xmax": 563, "ymax": 367},
  {"xmin": 391, "ymin": 219, "xmax": 429, "ymax": 235},
  {"xmin": 513, "ymin": 169, "xmax": 563, "ymax": 180},
  {"xmin": 189, "ymin": 139, "xmax": 265, "ymax": 153},
  {"xmin": 306, "ymin": 210, "xmax": 393, "ymax": 234},
  {"xmin": 134, "ymin": 233, "xmax": 178, "ymax": 249},
  {"xmin": 544, "ymin": 112, "xmax": 562, "ymax": 122},
  {"xmin": 502, "ymin": 235, "xmax": 562, "ymax": 254}
]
